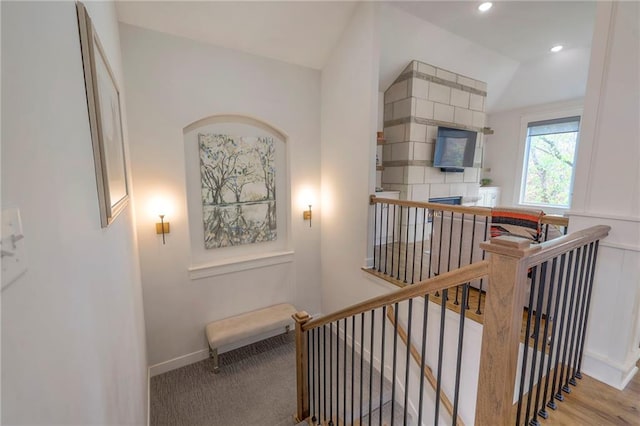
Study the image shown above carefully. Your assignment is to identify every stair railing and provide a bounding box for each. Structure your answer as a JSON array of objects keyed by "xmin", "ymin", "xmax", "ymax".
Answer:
[
  {"xmin": 476, "ymin": 224, "xmax": 610, "ymax": 425},
  {"xmin": 293, "ymin": 262, "xmax": 489, "ymax": 425}
]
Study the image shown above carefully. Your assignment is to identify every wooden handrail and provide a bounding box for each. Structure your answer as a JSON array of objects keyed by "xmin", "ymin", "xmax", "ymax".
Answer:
[
  {"xmin": 302, "ymin": 261, "xmax": 489, "ymax": 332},
  {"xmin": 386, "ymin": 305, "xmax": 465, "ymax": 426},
  {"xmin": 369, "ymin": 195, "xmax": 570, "ymax": 228}
]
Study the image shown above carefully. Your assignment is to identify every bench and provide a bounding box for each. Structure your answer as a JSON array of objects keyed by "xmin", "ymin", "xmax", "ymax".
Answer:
[{"xmin": 205, "ymin": 303, "xmax": 297, "ymax": 373}]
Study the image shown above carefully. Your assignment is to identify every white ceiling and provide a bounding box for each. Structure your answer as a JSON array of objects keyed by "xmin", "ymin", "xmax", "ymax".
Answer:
[
  {"xmin": 391, "ymin": 1, "xmax": 596, "ymax": 63},
  {"xmin": 116, "ymin": 1, "xmax": 597, "ymax": 112},
  {"xmin": 115, "ymin": 1, "xmax": 359, "ymax": 70}
]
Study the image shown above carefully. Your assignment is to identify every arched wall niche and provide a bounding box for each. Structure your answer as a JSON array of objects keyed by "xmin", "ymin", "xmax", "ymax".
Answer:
[{"xmin": 182, "ymin": 114, "xmax": 293, "ymax": 278}]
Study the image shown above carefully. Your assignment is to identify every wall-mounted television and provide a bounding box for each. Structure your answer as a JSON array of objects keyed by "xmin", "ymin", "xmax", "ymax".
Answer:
[{"xmin": 433, "ymin": 126, "xmax": 478, "ymax": 173}]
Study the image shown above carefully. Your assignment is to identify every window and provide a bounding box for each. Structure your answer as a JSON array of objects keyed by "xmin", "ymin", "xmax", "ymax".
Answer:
[{"xmin": 520, "ymin": 116, "xmax": 580, "ymax": 208}]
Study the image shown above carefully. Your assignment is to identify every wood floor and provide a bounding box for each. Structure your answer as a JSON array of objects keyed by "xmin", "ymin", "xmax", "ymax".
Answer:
[{"xmin": 526, "ymin": 367, "xmax": 640, "ymax": 425}]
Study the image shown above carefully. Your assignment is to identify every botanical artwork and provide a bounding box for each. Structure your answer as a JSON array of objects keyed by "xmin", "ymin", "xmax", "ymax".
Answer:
[{"xmin": 199, "ymin": 134, "xmax": 276, "ymax": 248}]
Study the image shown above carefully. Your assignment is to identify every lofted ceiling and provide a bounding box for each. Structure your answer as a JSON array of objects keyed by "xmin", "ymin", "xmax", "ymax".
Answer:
[{"xmin": 116, "ymin": 1, "xmax": 597, "ymax": 112}]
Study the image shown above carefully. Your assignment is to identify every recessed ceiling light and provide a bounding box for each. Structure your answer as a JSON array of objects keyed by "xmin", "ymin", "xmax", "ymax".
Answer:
[
  {"xmin": 550, "ymin": 45, "xmax": 564, "ymax": 53},
  {"xmin": 478, "ymin": 2, "xmax": 493, "ymax": 12}
]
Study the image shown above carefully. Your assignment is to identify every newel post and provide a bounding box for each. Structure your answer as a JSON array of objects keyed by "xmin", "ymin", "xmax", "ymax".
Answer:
[
  {"xmin": 475, "ymin": 236, "xmax": 541, "ymax": 426},
  {"xmin": 293, "ymin": 311, "xmax": 311, "ymax": 423}
]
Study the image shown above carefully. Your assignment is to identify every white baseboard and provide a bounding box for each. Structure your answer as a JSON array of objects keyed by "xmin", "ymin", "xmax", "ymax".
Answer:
[
  {"xmin": 149, "ymin": 349, "xmax": 210, "ymax": 377},
  {"xmin": 582, "ymin": 349, "xmax": 640, "ymax": 390}
]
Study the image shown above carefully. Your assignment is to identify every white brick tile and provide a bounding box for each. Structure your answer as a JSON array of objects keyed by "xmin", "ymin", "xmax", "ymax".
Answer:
[
  {"xmin": 436, "ymin": 68, "xmax": 457, "ymax": 83},
  {"xmin": 429, "ymin": 183, "xmax": 451, "ymax": 197},
  {"xmin": 475, "ymin": 80, "xmax": 488, "ymax": 92},
  {"xmin": 409, "ymin": 123, "xmax": 427, "ymax": 142},
  {"xmin": 428, "ymin": 83, "xmax": 451, "ymax": 104},
  {"xmin": 472, "ymin": 111, "xmax": 486, "ymax": 128},
  {"xmin": 413, "ymin": 142, "xmax": 428, "ymax": 161},
  {"xmin": 454, "ymin": 107, "xmax": 473, "ymax": 126},
  {"xmin": 457, "ymin": 75, "xmax": 476, "ymax": 88},
  {"xmin": 383, "ymin": 166, "xmax": 404, "ymax": 184},
  {"xmin": 424, "ymin": 166, "xmax": 445, "ymax": 183},
  {"xmin": 382, "ymin": 145, "xmax": 392, "ymax": 162},
  {"xmin": 385, "ymin": 80, "xmax": 408, "ymax": 104},
  {"xmin": 415, "ymin": 99, "xmax": 434, "ymax": 120},
  {"xmin": 411, "ymin": 78, "xmax": 429, "ymax": 99},
  {"xmin": 385, "ymin": 124, "xmax": 406, "ymax": 143},
  {"xmin": 393, "ymin": 98, "xmax": 413, "ymax": 120},
  {"xmin": 469, "ymin": 93, "xmax": 484, "ymax": 112},
  {"xmin": 425, "ymin": 142, "xmax": 435, "ymax": 161},
  {"xmin": 418, "ymin": 62, "xmax": 436, "ymax": 76},
  {"xmin": 392, "ymin": 142, "xmax": 412, "ymax": 161},
  {"xmin": 426, "ymin": 126, "xmax": 437, "ymax": 143},
  {"xmin": 407, "ymin": 166, "xmax": 425, "ymax": 184},
  {"xmin": 434, "ymin": 103, "xmax": 454, "ymax": 122},
  {"xmin": 451, "ymin": 89, "xmax": 470, "ymax": 108},
  {"xmin": 445, "ymin": 172, "xmax": 464, "ymax": 183},
  {"xmin": 450, "ymin": 183, "xmax": 467, "ymax": 196},
  {"xmin": 464, "ymin": 168, "xmax": 480, "ymax": 183},
  {"xmin": 384, "ymin": 103, "xmax": 393, "ymax": 122},
  {"xmin": 411, "ymin": 184, "xmax": 430, "ymax": 201}
]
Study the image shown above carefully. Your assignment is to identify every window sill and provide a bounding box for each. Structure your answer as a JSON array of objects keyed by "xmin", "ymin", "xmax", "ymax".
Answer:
[{"xmin": 188, "ymin": 250, "xmax": 295, "ymax": 280}]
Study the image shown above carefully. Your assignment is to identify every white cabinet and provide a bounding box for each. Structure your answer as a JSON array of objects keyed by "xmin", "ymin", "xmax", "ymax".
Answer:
[{"xmin": 477, "ymin": 186, "xmax": 501, "ymax": 207}]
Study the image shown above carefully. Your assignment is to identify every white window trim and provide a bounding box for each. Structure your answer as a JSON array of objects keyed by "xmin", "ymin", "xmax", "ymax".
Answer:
[{"xmin": 513, "ymin": 107, "xmax": 583, "ymax": 215}]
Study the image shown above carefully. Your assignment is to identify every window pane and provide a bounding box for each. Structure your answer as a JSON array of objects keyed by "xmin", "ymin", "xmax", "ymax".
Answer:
[{"xmin": 521, "ymin": 123, "xmax": 579, "ymax": 208}]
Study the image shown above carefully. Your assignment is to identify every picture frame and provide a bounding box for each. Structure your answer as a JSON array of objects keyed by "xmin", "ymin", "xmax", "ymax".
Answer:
[{"xmin": 77, "ymin": 2, "xmax": 129, "ymax": 228}]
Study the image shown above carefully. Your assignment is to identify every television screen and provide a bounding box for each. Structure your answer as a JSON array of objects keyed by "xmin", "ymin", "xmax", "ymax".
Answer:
[{"xmin": 433, "ymin": 127, "xmax": 478, "ymax": 172}]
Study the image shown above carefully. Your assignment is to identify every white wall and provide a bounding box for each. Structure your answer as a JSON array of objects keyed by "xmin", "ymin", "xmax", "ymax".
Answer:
[
  {"xmin": 1, "ymin": 2, "xmax": 147, "ymax": 424},
  {"xmin": 378, "ymin": 3, "xmax": 519, "ymax": 112},
  {"xmin": 119, "ymin": 24, "xmax": 322, "ymax": 369},
  {"xmin": 484, "ymin": 99, "xmax": 584, "ymax": 209},
  {"xmin": 321, "ymin": 2, "xmax": 397, "ymax": 315},
  {"xmin": 568, "ymin": 1, "xmax": 640, "ymax": 389}
]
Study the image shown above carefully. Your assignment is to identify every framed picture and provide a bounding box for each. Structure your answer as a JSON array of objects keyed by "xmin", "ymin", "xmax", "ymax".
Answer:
[{"xmin": 77, "ymin": 2, "xmax": 129, "ymax": 228}]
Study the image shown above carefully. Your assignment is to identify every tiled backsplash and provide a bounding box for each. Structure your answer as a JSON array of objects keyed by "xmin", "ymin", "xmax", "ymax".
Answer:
[{"xmin": 381, "ymin": 61, "xmax": 487, "ymax": 203}]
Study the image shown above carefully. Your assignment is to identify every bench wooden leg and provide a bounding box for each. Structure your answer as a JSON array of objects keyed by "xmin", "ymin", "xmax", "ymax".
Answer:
[{"xmin": 209, "ymin": 348, "xmax": 219, "ymax": 374}]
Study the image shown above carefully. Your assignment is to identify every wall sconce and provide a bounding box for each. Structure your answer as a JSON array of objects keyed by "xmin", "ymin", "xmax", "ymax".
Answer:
[
  {"xmin": 303, "ymin": 205, "xmax": 312, "ymax": 227},
  {"xmin": 156, "ymin": 214, "xmax": 170, "ymax": 244}
]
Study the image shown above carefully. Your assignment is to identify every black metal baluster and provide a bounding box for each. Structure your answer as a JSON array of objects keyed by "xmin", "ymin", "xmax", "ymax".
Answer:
[
  {"xmin": 551, "ymin": 250, "xmax": 575, "ymax": 405},
  {"xmin": 391, "ymin": 303, "xmax": 399, "ymax": 423},
  {"xmin": 466, "ymin": 215, "xmax": 477, "ymax": 311},
  {"xmin": 309, "ymin": 328, "xmax": 315, "ymax": 423},
  {"xmin": 427, "ymin": 210, "xmax": 435, "ymax": 281},
  {"xmin": 567, "ymin": 245, "xmax": 589, "ymax": 388},
  {"xmin": 576, "ymin": 241, "xmax": 600, "ymax": 377},
  {"xmin": 526, "ymin": 262, "xmax": 549, "ymax": 426},
  {"xmin": 385, "ymin": 203, "xmax": 391, "ymax": 275},
  {"xmin": 434, "ymin": 211, "xmax": 445, "ymax": 298},
  {"xmin": 417, "ymin": 295, "xmax": 429, "ymax": 426},
  {"xmin": 360, "ymin": 313, "xmax": 365, "ymax": 425},
  {"xmin": 561, "ymin": 246, "xmax": 584, "ymax": 395},
  {"xmin": 343, "ymin": 318, "xmax": 347, "ymax": 424},
  {"xmin": 330, "ymin": 322, "xmax": 335, "ymax": 426},
  {"xmin": 398, "ymin": 206, "xmax": 405, "ymax": 281},
  {"xmin": 391, "ymin": 205, "xmax": 397, "ymax": 278},
  {"xmin": 434, "ymin": 288, "xmax": 448, "ymax": 425},
  {"xmin": 368, "ymin": 310, "xmax": 375, "ymax": 424},
  {"xmin": 323, "ymin": 324, "xmax": 327, "ymax": 423},
  {"xmin": 572, "ymin": 243, "xmax": 594, "ymax": 383},
  {"xmin": 454, "ymin": 213, "xmax": 465, "ymax": 305},
  {"xmin": 379, "ymin": 306, "xmax": 387, "ymax": 426},
  {"xmin": 516, "ymin": 265, "xmax": 539, "ymax": 425},
  {"xmin": 374, "ymin": 202, "xmax": 378, "ymax": 271},
  {"xmin": 476, "ymin": 216, "xmax": 489, "ymax": 314},
  {"xmin": 411, "ymin": 207, "xmax": 419, "ymax": 284},
  {"xmin": 378, "ymin": 203, "xmax": 384, "ymax": 273},
  {"xmin": 336, "ymin": 320, "xmax": 341, "ymax": 424},
  {"xmin": 537, "ymin": 257, "xmax": 559, "ymax": 420},
  {"xmin": 404, "ymin": 207, "xmax": 410, "ymax": 283},
  {"xmin": 419, "ymin": 208, "xmax": 427, "ymax": 281},
  {"xmin": 403, "ymin": 299, "xmax": 413, "ymax": 425},
  {"xmin": 351, "ymin": 316, "xmax": 355, "ymax": 426},
  {"xmin": 452, "ymin": 284, "xmax": 468, "ymax": 426}
]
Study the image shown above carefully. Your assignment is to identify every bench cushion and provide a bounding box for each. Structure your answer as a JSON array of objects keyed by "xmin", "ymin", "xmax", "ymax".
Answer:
[{"xmin": 206, "ymin": 303, "xmax": 297, "ymax": 349}]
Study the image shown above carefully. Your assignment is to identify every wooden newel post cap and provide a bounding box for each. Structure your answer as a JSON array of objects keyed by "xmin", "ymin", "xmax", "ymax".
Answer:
[
  {"xmin": 480, "ymin": 235, "xmax": 542, "ymax": 258},
  {"xmin": 293, "ymin": 311, "xmax": 311, "ymax": 324}
]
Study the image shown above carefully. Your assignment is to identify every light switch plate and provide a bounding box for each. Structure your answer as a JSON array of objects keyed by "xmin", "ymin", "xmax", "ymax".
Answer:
[{"xmin": 2, "ymin": 208, "xmax": 28, "ymax": 290}]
